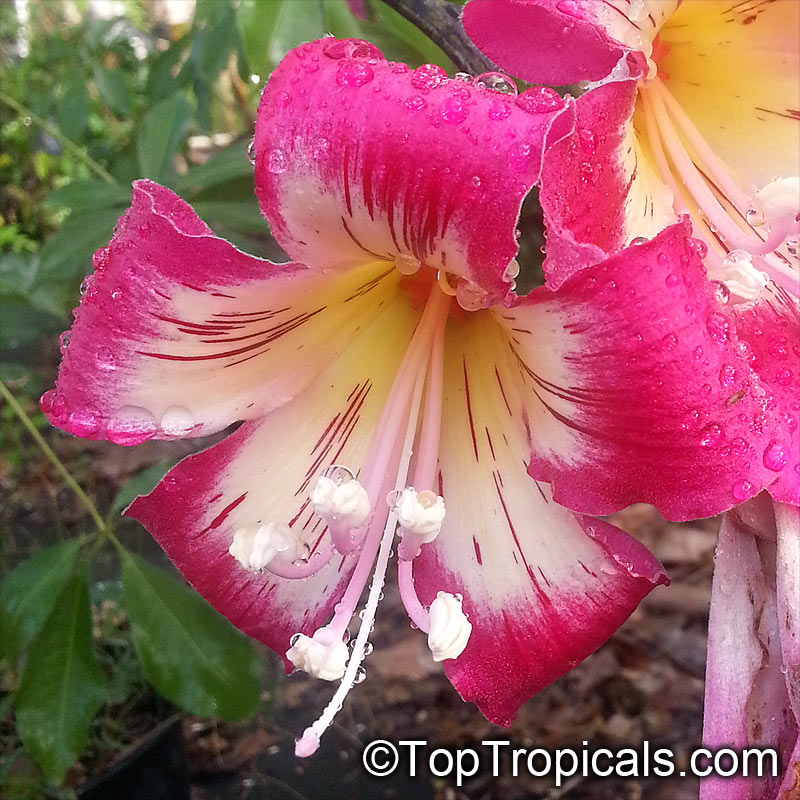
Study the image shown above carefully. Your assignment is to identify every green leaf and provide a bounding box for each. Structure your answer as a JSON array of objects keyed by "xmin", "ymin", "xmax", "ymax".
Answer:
[
  {"xmin": 14, "ymin": 568, "xmax": 107, "ymax": 782},
  {"xmin": 45, "ymin": 179, "xmax": 131, "ymax": 213},
  {"xmin": 58, "ymin": 76, "xmax": 88, "ymax": 142},
  {"xmin": 191, "ymin": 200, "xmax": 267, "ymax": 236},
  {"xmin": 175, "ymin": 141, "xmax": 252, "ymax": 194},
  {"xmin": 92, "ymin": 66, "xmax": 131, "ymax": 115},
  {"xmin": 136, "ymin": 94, "xmax": 194, "ymax": 182},
  {"xmin": 0, "ymin": 540, "xmax": 81, "ymax": 660},
  {"xmin": 0, "ymin": 295, "xmax": 62, "ymax": 348},
  {"xmin": 121, "ymin": 551, "xmax": 260, "ymax": 720},
  {"xmin": 109, "ymin": 460, "xmax": 174, "ymax": 518},
  {"xmin": 237, "ymin": 0, "xmax": 324, "ymax": 76}
]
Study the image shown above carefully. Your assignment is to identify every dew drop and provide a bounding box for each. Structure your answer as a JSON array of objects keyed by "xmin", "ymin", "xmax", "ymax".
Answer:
[
  {"xmin": 405, "ymin": 95, "xmax": 427, "ymax": 114},
  {"xmin": 719, "ymin": 364, "xmax": 737, "ymax": 388},
  {"xmin": 362, "ymin": 641, "xmax": 374, "ymax": 656},
  {"xmin": 452, "ymin": 72, "xmax": 472, "ymax": 82},
  {"xmin": 106, "ymin": 406, "xmax": 157, "ymax": 446},
  {"xmin": 411, "ymin": 64, "xmax": 448, "ymax": 91},
  {"xmin": 631, "ymin": 236, "xmax": 648, "ymax": 246},
  {"xmin": 96, "ymin": 346, "xmax": 118, "ymax": 371},
  {"xmin": 58, "ymin": 331, "xmax": 71, "ymax": 353},
  {"xmin": 665, "ymin": 273, "xmax": 679, "ymax": 288},
  {"xmin": 707, "ymin": 312, "xmax": 730, "ymax": 344},
  {"xmin": 660, "ymin": 332, "xmax": 678, "ymax": 352},
  {"xmin": 745, "ymin": 207, "xmax": 765, "ymax": 227},
  {"xmin": 247, "ymin": 138, "xmax": 256, "ymax": 165},
  {"xmin": 769, "ymin": 340, "xmax": 788, "ymax": 359},
  {"xmin": 693, "ymin": 346, "xmax": 704, "ymax": 360},
  {"xmin": 290, "ymin": 633, "xmax": 302, "ymax": 647},
  {"xmin": 699, "ymin": 423, "xmax": 723, "ymax": 448},
  {"xmin": 267, "ymin": 148, "xmax": 288, "ymax": 174},
  {"xmin": 475, "ymin": 71, "xmax": 517, "ymax": 96},
  {"xmin": 711, "ymin": 280, "xmax": 730, "ymax": 305},
  {"xmin": 353, "ymin": 666, "xmax": 367, "ymax": 684},
  {"xmin": 323, "ymin": 464, "xmax": 355, "ymax": 484},
  {"xmin": 273, "ymin": 90, "xmax": 291, "ymax": 108},
  {"xmin": 160, "ymin": 405, "xmax": 196, "ymax": 436},
  {"xmin": 732, "ymin": 479, "xmax": 754, "ymax": 501},
  {"xmin": 440, "ymin": 93, "xmax": 469, "ymax": 124},
  {"xmin": 776, "ymin": 367, "xmax": 792, "ymax": 386},
  {"xmin": 93, "ymin": 247, "xmax": 110, "ymax": 272},
  {"xmin": 311, "ymin": 136, "xmax": 330, "ymax": 159},
  {"xmin": 39, "ymin": 390, "xmax": 56, "ymax": 414},
  {"xmin": 507, "ymin": 141, "xmax": 533, "ymax": 172},
  {"xmin": 657, "ymin": 252, "xmax": 669, "ymax": 266},
  {"xmin": 68, "ymin": 409, "xmax": 101, "ymax": 436},
  {"xmin": 336, "ymin": 61, "xmax": 374, "ymax": 87},
  {"xmin": 394, "ymin": 253, "xmax": 421, "ymax": 275},
  {"xmin": 515, "ymin": 86, "xmax": 562, "ymax": 114},
  {"xmin": 322, "ymin": 38, "xmax": 382, "ymax": 60},
  {"xmin": 455, "ymin": 279, "xmax": 487, "ymax": 311},
  {"xmin": 763, "ymin": 440, "xmax": 789, "ymax": 472},
  {"xmin": 504, "ymin": 258, "xmax": 520, "ymax": 282},
  {"xmin": 488, "ymin": 99, "xmax": 511, "ymax": 121},
  {"xmin": 79, "ymin": 275, "xmax": 95, "ymax": 297}
]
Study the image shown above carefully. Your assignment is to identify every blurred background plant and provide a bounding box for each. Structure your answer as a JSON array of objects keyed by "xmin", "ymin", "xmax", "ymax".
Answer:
[{"xmin": 0, "ymin": 1, "xmax": 456, "ymax": 797}]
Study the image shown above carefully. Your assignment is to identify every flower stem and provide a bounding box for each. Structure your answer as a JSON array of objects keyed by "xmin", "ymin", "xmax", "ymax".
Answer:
[
  {"xmin": 380, "ymin": 0, "xmax": 496, "ymax": 74},
  {"xmin": 0, "ymin": 378, "xmax": 108, "ymax": 536},
  {"xmin": 0, "ymin": 90, "xmax": 120, "ymax": 187}
]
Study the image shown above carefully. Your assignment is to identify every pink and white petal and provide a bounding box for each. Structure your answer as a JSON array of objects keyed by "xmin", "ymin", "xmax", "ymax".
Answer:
[
  {"xmin": 701, "ymin": 505, "xmax": 797, "ymax": 800},
  {"xmin": 462, "ymin": 0, "xmax": 677, "ymax": 85},
  {"xmin": 775, "ymin": 502, "xmax": 800, "ymax": 719},
  {"xmin": 253, "ymin": 38, "xmax": 574, "ymax": 303},
  {"xmin": 539, "ymin": 69, "xmax": 675, "ymax": 287},
  {"xmin": 732, "ymin": 284, "xmax": 800, "ymax": 506},
  {"xmin": 505, "ymin": 221, "xmax": 790, "ymax": 520},
  {"xmin": 42, "ymin": 181, "xmax": 400, "ymax": 444},
  {"xmin": 659, "ymin": 0, "xmax": 800, "ymax": 188},
  {"xmin": 127, "ymin": 297, "xmax": 419, "ymax": 664},
  {"xmin": 412, "ymin": 310, "xmax": 667, "ymax": 726}
]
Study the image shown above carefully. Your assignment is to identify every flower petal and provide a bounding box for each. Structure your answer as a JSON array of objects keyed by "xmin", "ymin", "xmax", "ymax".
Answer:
[
  {"xmin": 659, "ymin": 0, "xmax": 800, "ymax": 187},
  {"xmin": 253, "ymin": 38, "xmax": 573, "ymax": 302},
  {"xmin": 732, "ymin": 285, "xmax": 800, "ymax": 506},
  {"xmin": 539, "ymin": 69, "xmax": 675, "ymax": 287},
  {"xmin": 462, "ymin": 0, "xmax": 677, "ymax": 85},
  {"xmin": 43, "ymin": 181, "xmax": 399, "ymax": 443},
  {"xmin": 701, "ymin": 504, "xmax": 798, "ymax": 800},
  {"xmin": 413, "ymin": 309, "xmax": 667, "ymax": 725},
  {"xmin": 775, "ymin": 502, "xmax": 800, "ymax": 720},
  {"xmin": 509, "ymin": 222, "xmax": 790, "ymax": 520},
  {"xmin": 127, "ymin": 296, "xmax": 418, "ymax": 663}
]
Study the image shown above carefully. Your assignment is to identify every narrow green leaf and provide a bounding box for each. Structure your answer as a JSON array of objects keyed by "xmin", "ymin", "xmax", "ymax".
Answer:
[
  {"xmin": 0, "ymin": 295, "xmax": 62, "ymax": 348},
  {"xmin": 58, "ymin": 76, "xmax": 88, "ymax": 142},
  {"xmin": 191, "ymin": 200, "xmax": 268, "ymax": 236},
  {"xmin": 14, "ymin": 569, "xmax": 107, "ymax": 782},
  {"xmin": 92, "ymin": 66, "xmax": 131, "ymax": 115},
  {"xmin": 0, "ymin": 540, "xmax": 81, "ymax": 660},
  {"xmin": 45, "ymin": 179, "xmax": 131, "ymax": 212},
  {"xmin": 121, "ymin": 551, "xmax": 260, "ymax": 721},
  {"xmin": 136, "ymin": 94, "xmax": 194, "ymax": 182},
  {"xmin": 109, "ymin": 460, "xmax": 174, "ymax": 518},
  {"xmin": 174, "ymin": 141, "xmax": 252, "ymax": 194}
]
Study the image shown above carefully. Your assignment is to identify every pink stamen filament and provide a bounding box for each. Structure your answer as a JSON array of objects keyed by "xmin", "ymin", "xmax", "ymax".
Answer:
[
  {"xmin": 327, "ymin": 284, "xmax": 451, "ymax": 638},
  {"xmin": 295, "ymin": 345, "xmax": 429, "ymax": 757},
  {"xmin": 265, "ymin": 541, "xmax": 335, "ymax": 579},
  {"xmin": 639, "ymin": 80, "xmax": 799, "ymax": 297}
]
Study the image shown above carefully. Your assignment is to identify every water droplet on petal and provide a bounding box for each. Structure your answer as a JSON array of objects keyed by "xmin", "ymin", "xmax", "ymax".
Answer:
[
  {"xmin": 323, "ymin": 38, "xmax": 382, "ymax": 60},
  {"xmin": 707, "ymin": 312, "xmax": 730, "ymax": 344},
  {"xmin": 106, "ymin": 406, "xmax": 157, "ymax": 446},
  {"xmin": 394, "ymin": 253, "xmax": 421, "ymax": 275},
  {"xmin": 475, "ymin": 71, "xmax": 517, "ymax": 96},
  {"xmin": 79, "ymin": 275, "xmax": 94, "ymax": 297},
  {"xmin": 405, "ymin": 95, "xmax": 427, "ymax": 114},
  {"xmin": 504, "ymin": 258, "xmax": 520, "ymax": 282},
  {"xmin": 515, "ymin": 86, "xmax": 562, "ymax": 114},
  {"xmin": 440, "ymin": 93, "xmax": 469, "ymax": 124},
  {"xmin": 353, "ymin": 666, "xmax": 367, "ymax": 684},
  {"xmin": 507, "ymin": 141, "xmax": 533, "ymax": 172},
  {"xmin": 631, "ymin": 236, "xmax": 649, "ymax": 246},
  {"xmin": 763, "ymin": 440, "xmax": 789, "ymax": 471},
  {"xmin": 776, "ymin": 367, "xmax": 792, "ymax": 386},
  {"xmin": 745, "ymin": 207, "xmax": 765, "ymax": 227},
  {"xmin": 96, "ymin": 347, "xmax": 118, "ymax": 371},
  {"xmin": 455, "ymin": 279, "xmax": 487, "ymax": 311},
  {"xmin": 160, "ymin": 406, "xmax": 196, "ymax": 436},
  {"xmin": 336, "ymin": 61, "xmax": 374, "ymax": 87},
  {"xmin": 710, "ymin": 280, "xmax": 730, "ymax": 305},
  {"xmin": 267, "ymin": 148, "xmax": 288, "ymax": 174},
  {"xmin": 732, "ymin": 479, "xmax": 754, "ymax": 501},
  {"xmin": 411, "ymin": 64, "xmax": 448, "ymax": 90},
  {"xmin": 488, "ymin": 98, "xmax": 511, "ymax": 120},
  {"xmin": 273, "ymin": 90, "xmax": 291, "ymax": 108},
  {"xmin": 699, "ymin": 423, "xmax": 723, "ymax": 448},
  {"xmin": 247, "ymin": 138, "xmax": 256, "ymax": 164},
  {"xmin": 68, "ymin": 409, "xmax": 100, "ymax": 436},
  {"xmin": 661, "ymin": 332, "xmax": 678, "ymax": 351},
  {"xmin": 58, "ymin": 331, "xmax": 71, "ymax": 354},
  {"xmin": 39, "ymin": 389, "xmax": 56, "ymax": 414}
]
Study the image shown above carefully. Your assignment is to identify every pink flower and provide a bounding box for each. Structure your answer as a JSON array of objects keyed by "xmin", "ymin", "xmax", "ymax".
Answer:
[
  {"xmin": 41, "ymin": 38, "xmax": 794, "ymax": 754},
  {"xmin": 463, "ymin": 0, "xmax": 800, "ymax": 298}
]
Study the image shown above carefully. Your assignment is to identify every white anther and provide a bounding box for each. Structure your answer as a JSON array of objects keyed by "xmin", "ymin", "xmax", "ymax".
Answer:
[
  {"xmin": 229, "ymin": 522, "xmax": 296, "ymax": 571},
  {"xmin": 754, "ymin": 177, "xmax": 800, "ymax": 231},
  {"xmin": 286, "ymin": 626, "xmax": 349, "ymax": 681},
  {"xmin": 720, "ymin": 250, "xmax": 769, "ymax": 301},
  {"xmin": 427, "ymin": 591, "xmax": 471, "ymax": 662},
  {"xmin": 395, "ymin": 488, "xmax": 446, "ymax": 543},
  {"xmin": 310, "ymin": 475, "xmax": 370, "ymax": 528}
]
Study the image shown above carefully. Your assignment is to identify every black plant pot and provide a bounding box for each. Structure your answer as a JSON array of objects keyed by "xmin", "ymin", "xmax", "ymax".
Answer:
[{"xmin": 76, "ymin": 716, "xmax": 189, "ymax": 800}]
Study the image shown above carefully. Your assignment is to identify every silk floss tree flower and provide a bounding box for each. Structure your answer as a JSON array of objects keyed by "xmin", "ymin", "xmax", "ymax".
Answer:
[
  {"xmin": 42, "ymin": 38, "xmax": 797, "ymax": 758},
  {"xmin": 462, "ymin": 2, "xmax": 800, "ymax": 796}
]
